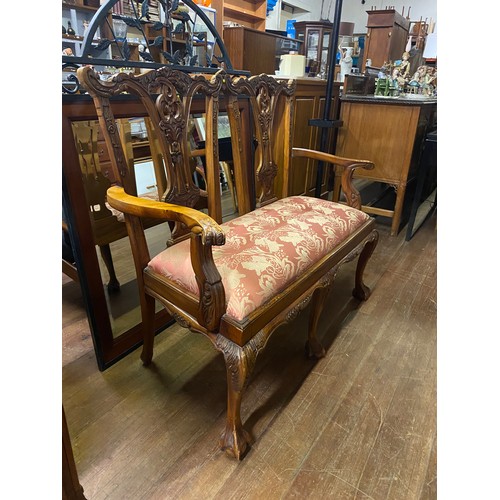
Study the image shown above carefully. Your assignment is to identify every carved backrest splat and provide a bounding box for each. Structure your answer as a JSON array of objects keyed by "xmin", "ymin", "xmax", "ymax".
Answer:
[
  {"xmin": 225, "ymin": 74, "xmax": 295, "ymax": 206},
  {"xmin": 78, "ymin": 66, "xmax": 224, "ymax": 240}
]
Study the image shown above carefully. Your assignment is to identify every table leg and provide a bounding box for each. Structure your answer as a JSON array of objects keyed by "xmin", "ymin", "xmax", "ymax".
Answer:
[{"xmin": 391, "ymin": 182, "xmax": 406, "ymax": 236}]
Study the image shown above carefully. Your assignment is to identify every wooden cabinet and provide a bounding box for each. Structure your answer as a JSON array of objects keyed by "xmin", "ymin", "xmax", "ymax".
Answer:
[
  {"xmin": 361, "ymin": 9, "xmax": 410, "ymax": 71},
  {"xmin": 294, "ymin": 21, "xmax": 332, "ymax": 77},
  {"xmin": 334, "ymin": 95, "xmax": 436, "ymax": 235},
  {"xmin": 275, "ymin": 78, "xmax": 341, "ymax": 198},
  {"xmin": 223, "ymin": 26, "xmax": 301, "ymax": 75}
]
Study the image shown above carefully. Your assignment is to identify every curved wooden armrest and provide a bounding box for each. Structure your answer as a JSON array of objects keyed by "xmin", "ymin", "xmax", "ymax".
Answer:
[
  {"xmin": 107, "ymin": 185, "xmax": 227, "ymax": 332},
  {"xmin": 106, "ymin": 185, "xmax": 225, "ymax": 246},
  {"xmin": 292, "ymin": 147, "xmax": 374, "ymax": 171},
  {"xmin": 291, "ymin": 147, "xmax": 375, "ymax": 210}
]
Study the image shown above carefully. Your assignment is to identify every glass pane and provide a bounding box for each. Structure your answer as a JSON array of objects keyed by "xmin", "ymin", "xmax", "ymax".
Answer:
[
  {"xmin": 307, "ymin": 30, "xmax": 319, "ymax": 49},
  {"xmin": 69, "ymin": 110, "xmax": 239, "ymax": 339},
  {"xmin": 306, "ymin": 30, "xmax": 320, "ymax": 75},
  {"xmin": 322, "ymin": 31, "xmax": 330, "ymax": 49}
]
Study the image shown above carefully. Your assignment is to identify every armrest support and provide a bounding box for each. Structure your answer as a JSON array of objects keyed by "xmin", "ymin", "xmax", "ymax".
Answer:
[
  {"xmin": 291, "ymin": 148, "xmax": 374, "ymax": 210},
  {"xmin": 107, "ymin": 186, "xmax": 226, "ymax": 331}
]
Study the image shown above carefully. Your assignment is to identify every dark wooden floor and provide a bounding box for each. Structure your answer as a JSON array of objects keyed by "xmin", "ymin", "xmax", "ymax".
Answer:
[{"xmin": 62, "ymin": 214, "xmax": 437, "ymax": 500}]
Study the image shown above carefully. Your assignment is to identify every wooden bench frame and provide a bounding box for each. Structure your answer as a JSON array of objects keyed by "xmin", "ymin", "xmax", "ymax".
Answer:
[{"xmin": 78, "ymin": 66, "xmax": 379, "ymax": 460}]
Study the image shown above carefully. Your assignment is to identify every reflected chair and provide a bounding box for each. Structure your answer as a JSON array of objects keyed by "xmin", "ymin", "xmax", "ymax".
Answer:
[
  {"xmin": 79, "ymin": 66, "xmax": 379, "ymax": 459},
  {"xmin": 66, "ymin": 118, "xmax": 173, "ymax": 291}
]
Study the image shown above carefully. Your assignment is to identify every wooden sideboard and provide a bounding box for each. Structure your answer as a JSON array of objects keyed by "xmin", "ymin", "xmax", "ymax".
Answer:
[{"xmin": 334, "ymin": 95, "xmax": 436, "ymax": 236}]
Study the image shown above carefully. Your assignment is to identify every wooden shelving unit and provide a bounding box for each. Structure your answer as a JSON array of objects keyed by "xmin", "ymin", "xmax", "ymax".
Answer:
[{"xmin": 211, "ymin": 0, "xmax": 267, "ymax": 31}]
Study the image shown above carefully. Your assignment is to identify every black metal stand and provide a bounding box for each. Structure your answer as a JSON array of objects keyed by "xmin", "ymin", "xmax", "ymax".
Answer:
[{"xmin": 314, "ymin": 0, "xmax": 344, "ymax": 198}]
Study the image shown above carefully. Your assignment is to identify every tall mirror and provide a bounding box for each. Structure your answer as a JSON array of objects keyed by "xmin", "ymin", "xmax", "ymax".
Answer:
[{"xmin": 62, "ymin": 94, "xmax": 248, "ymax": 369}]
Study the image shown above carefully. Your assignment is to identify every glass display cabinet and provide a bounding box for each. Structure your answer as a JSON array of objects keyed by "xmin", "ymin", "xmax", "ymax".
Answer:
[{"xmin": 294, "ymin": 21, "xmax": 333, "ymax": 78}]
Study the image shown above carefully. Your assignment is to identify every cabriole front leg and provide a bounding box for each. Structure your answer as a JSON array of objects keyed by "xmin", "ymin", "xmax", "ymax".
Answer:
[
  {"xmin": 215, "ymin": 332, "xmax": 267, "ymax": 459},
  {"xmin": 140, "ymin": 293, "xmax": 157, "ymax": 366},
  {"xmin": 306, "ymin": 286, "xmax": 329, "ymax": 359},
  {"xmin": 353, "ymin": 230, "xmax": 379, "ymax": 301}
]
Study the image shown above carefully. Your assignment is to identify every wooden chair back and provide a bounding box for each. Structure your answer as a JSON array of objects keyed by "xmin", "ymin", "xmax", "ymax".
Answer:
[
  {"xmin": 78, "ymin": 68, "xmax": 232, "ymax": 242},
  {"xmin": 77, "ymin": 68, "xmax": 297, "ymax": 232}
]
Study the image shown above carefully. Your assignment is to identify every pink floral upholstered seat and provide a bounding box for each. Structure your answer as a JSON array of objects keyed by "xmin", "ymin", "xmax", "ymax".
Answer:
[{"xmin": 148, "ymin": 196, "xmax": 370, "ymax": 322}]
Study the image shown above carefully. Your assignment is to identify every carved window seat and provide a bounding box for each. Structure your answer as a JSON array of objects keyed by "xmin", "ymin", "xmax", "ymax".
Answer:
[{"xmin": 79, "ymin": 66, "xmax": 379, "ymax": 460}]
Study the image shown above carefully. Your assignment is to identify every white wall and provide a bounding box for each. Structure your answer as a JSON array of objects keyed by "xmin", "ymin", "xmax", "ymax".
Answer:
[
  {"xmin": 266, "ymin": 0, "xmax": 437, "ymax": 34},
  {"xmin": 341, "ymin": 1, "xmax": 437, "ymax": 34}
]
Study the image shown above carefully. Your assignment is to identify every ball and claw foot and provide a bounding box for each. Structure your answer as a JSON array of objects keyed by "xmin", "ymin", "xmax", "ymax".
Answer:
[
  {"xmin": 305, "ymin": 338, "xmax": 326, "ymax": 359},
  {"xmin": 219, "ymin": 423, "xmax": 252, "ymax": 460},
  {"xmin": 352, "ymin": 283, "xmax": 371, "ymax": 301}
]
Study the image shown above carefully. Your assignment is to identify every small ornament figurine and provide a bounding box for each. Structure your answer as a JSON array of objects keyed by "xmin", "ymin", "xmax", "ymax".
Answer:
[
  {"xmin": 339, "ymin": 46, "xmax": 353, "ymax": 82},
  {"xmin": 67, "ymin": 21, "xmax": 75, "ymax": 36},
  {"xmin": 138, "ymin": 44, "xmax": 153, "ymax": 63},
  {"xmin": 62, "ymin": 25, "xmax": 67, "ymax": 35},
  {"xmin": 421, "ymin": 66, "xmax": 437, "ymax": 96},
  {"xmin": 408, "ymin": 65, "xmax": 427, "ymax": 93},
  {"xmin": 399, "ymin": 51, "xmax": 411, "ymax": 80}
]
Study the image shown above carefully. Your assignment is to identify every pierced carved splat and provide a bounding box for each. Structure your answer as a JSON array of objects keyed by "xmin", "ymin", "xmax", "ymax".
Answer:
[
  {"xmin": 71, "ymin": 120, "xmax": 114, "ymax": 220},
  {"xmin": 225, "ymin": 74, "xmax": 296, "ymax": 206},
  {"xmin": 79, "ymin": 66, "xmax": 227, "ymax": 241},
  {"xmin": 79, "ymin": 67, "xmax": 223, "ymax": 208}
]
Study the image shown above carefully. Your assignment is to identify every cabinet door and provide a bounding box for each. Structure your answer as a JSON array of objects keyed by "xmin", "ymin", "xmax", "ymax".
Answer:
[
  {"xmin": 290, "ymin": 95, "xmax": 319, "ymax": 195},
  {"xmin": 306, "ymin": 29, "xmax": 320, "ymax": 74},
  {"xmin": 320, "ymin": 30, "xmax": 331, "ymax": 76},
  {"xmin": 388, "ymin": 24, "xmax": 408, "ymax": 64},
  {"xmin": 365, "ymin": 27, "xmax": 391, "ymax": 68}
]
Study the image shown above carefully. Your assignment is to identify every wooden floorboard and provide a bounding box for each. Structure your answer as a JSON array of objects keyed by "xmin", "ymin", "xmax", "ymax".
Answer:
[{"xmin": 62, "ymin": 214, "xmax": 437, "ymax": 499}]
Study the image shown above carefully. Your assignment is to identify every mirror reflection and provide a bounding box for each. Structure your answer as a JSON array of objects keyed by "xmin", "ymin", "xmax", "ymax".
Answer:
[{"xmin": 68, "ymin": 113, "xmax": 238, "ymax": 339}]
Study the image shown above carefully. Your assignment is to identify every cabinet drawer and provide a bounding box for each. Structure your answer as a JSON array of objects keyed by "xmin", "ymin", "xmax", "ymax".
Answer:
[{"xmin": 97, "ymin": 140, "xmax": 111, "ymax": 162}]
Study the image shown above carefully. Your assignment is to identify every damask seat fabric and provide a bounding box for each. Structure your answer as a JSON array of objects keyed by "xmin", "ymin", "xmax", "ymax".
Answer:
[{"xmin": 148, "ymin": 196, "xmax": 370, "ymax": 322}]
